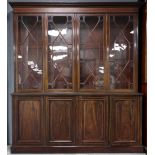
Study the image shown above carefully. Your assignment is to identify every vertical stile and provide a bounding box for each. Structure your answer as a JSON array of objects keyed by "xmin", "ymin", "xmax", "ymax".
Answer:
[
  {"xmin": 44, "ymin": 14, "xmax": 48, "ymax": 91},
  {"xmin": 133, "ymin": 14, "xmax": 138, "ymax": 92},
  {"xmin": 104, "ymin": 14, "xmax": 110, "ymax": 90}
]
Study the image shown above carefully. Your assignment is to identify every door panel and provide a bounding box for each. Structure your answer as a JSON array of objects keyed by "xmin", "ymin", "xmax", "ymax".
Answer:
[
  {"xmin": 46, "ymin": 97, "xmax": 75, "ymax": 145},
  {"xmin": 109, "ymin": 15, "xmax": 138, "ymax": 90},
  {"xmin": 78, "ymin": 96, "xmax": 108, "ymax": 145},
  {"xmin": 47, "ymin": 15, "xmax": 74, "ymax": 90},
  {"xmin": 110, "ymin": 96, "xmax": 141, "ymax": 145},
  {"xmin": 16, "ymin": 15, "xmax": 43, "ymax": 91},
  {"xmin": 14, "ymin": 96, "xmax": 43, "ymax": 145},
  {"xmin": 78, "ymin": 15, "xmax": 105, "ymax": 90}
]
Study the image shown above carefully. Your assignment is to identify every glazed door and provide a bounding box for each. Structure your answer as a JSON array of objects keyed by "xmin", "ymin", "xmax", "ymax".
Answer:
[
  {"xmin": 108, "ymin": 15, "xmax": 138, "ymax": 91},
  {"xmin": 77, "ymin": 15, "xmax": 105, "ymax": 91},
  {"xmin": 46, "ymin": 15, "xmax": 75, "ymax": 91},
  {"xmin": 15, "ymin": 14, "xmax": 138, "ymax": 92},
  {"xmin": 46, "ymin": 96, "xmax": 75, "ymax": 145},
  {"xmin": 77, "ymin": 14, "xmax": 138, "ymax": 92},
  {"xmin": 110, "ymin": 96, "xmax": 142, "ymax": 145},
  {"xmin": 78, "ymin": 96, "xmax": 108, "ymax": 145},
  {"xmin": 13, "ymin": 96, "xmax": 44, "ymax": 145},
  {"xmin": 15, "ymin": 15, "xmax": 44, "ymax": 91}
]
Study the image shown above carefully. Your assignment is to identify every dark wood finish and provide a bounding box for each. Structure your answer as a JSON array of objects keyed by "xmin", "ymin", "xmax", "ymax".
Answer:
[
  {"xmin": 78, "ymin": 14, "xmax": 105, "ymax": 90},
  {"xmin": 78, "ymin": 96, "xmax": 108, "ymax": 145},
  {"xmin": 13, "ymin": 96, "xmax": 44, "ymax": 145},
  {"xmin": 12, "ymin": 92, "xmax": 143, "ymax": 96},
  {"xmin": 110, "ymin": 96, "xmax": 142, "ymax": 145},
  {"xmin": 104, "ymin": 14, "xmax": 110, "ymax": 90},
  {"xmin": 12, "ymin": 94, "xmax": 143, "ymax": 152},
  {"xmin": 46, "ymin": 14, "xmax": 74, "ymax": 91},
  {"xmin": 108, "ymin": 14, "xmax": 138, "ymax": 91},
  {"xmin": 14, "ymin": 14, "xmax": 44, "ymax": 92},
  {"xmin": 11, "ymin": 145, "xmax": 145, "ymax": 153},
  {"xmin": 140, "ymin": 6, "xmax": 147, "ymax": 148},
  {"xmin": 46, "ymin": 97, "xmax": 75, "ymax": 145},
  {"xmin": 139, "ymin": 2, "xmax": 147, "ymax": 150},
  {"xmin": 13, "ymin": 7, "xmax": 138, "ymax": 14},
  {"xmin": 133, "ymin": 14, "xmax": 139, "ymax": 92},
  {"xmin": 11, "ymin": 2, "xmax": 145, "ymax": 153},
  {"xmin": 141, "ymin": 6, "xmax": 147, "ymax": 84},
  {"xmin": 142, "ymin": 82, "xmax": 147, "ymax": 151},
  {"xmin": 13, "ymin": 12, "xmax": 138, "ymax": 93},
  {"xmin": 9, "ymin": 2, "xmax": 144, "ymax": 8}
]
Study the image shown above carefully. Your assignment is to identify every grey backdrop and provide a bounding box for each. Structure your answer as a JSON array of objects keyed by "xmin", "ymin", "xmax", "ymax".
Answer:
[
  {"xmin": 7, "ymin": 0, "xmax": 140, "ymax": 145},
  {"xmin": 7, "ymin": 2, "xmax": 13, "ymax": 145}
]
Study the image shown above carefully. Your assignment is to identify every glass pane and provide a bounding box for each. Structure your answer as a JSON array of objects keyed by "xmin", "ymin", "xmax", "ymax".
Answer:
[
  {"xmin": 17, "ymin": 16, "xmax": 43, "ymax": 90},
  {"xmin": 79, "ymin": 16, "xmax": 104, "ymax": 89},
  {"xmin": 109, "ymin": 16, "xmax": 134, "ymax": 89},
  {"xmin": 48, "ymin": 16, "xmax": 73, "ymax": 89}
]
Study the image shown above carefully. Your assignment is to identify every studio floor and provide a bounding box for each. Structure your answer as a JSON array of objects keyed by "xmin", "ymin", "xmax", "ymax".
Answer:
[{"xmin": 7, "ymin": 146, "xmax": 146, "ymax": 155}]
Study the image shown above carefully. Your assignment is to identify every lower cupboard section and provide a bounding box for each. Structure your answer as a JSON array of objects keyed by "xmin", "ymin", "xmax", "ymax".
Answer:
[{"xmin": 12, "ymin": 94, "xmax": 143, "ymax": 153}]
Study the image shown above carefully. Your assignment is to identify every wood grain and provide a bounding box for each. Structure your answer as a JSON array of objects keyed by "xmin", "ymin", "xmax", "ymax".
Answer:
[
  {"xmin": 13, "ymin": 96, "xmax": 43, "ymax": 145},
  {"xmin": 110, "ymin": 96, "xmax": 141, "ymax": 145},
  {"xmin": 46, "ymin": 97, "xmax": 75, "ymax": 145},
  {"xmin": 78, "ymin": 96, "xmax": 108, "ymax": 145},
  {"xmin": 11, "ymin": 2, "xmax": 144, "ymax": 153}
]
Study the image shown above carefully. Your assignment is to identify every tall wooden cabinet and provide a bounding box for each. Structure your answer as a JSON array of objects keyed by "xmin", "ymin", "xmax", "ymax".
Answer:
[{"xmin": 10, "ymin": 2, "xmax": 145, "ymax": 153}]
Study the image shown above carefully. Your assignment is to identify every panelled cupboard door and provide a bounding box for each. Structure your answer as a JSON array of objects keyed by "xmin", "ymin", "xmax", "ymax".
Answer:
[
  {"xmin": 13, "ymin": 96, "xmax": 43, "ymax": 145},
  {"xmin": 78, "ymin": 96, "xmax": 108, "ymax": 145},
  {"xmin": 46, "ymin": 97, "xmax": 75, "ymax": 145},
  {"xmin": 110, "ymin": 96, "xmax": 142, "ymax": 145}
]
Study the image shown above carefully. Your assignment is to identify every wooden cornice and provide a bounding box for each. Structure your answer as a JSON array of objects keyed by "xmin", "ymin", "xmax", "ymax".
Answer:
[{"xmin": 9, "ymin": 1, "xmax": 145, "ymax": 8}]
